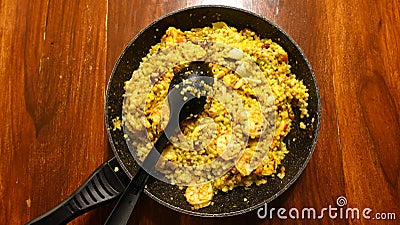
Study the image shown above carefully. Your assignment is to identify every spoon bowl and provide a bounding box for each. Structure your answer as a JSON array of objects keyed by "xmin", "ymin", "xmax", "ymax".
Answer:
[{"xmin": 168, "ymin": 61, "xmax": 214, "ymax": 122}]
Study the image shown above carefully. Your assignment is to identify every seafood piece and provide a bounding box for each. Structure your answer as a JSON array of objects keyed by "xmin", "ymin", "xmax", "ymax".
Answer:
[{"xmin": 184, "ymin": 183, "xmax": 214, "ymax": 210}]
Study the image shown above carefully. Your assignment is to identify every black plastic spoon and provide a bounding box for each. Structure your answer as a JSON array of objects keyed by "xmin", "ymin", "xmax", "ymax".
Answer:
[{"xmin": 104, "ymin": 61, "xmax": 213, "ymax": 225}]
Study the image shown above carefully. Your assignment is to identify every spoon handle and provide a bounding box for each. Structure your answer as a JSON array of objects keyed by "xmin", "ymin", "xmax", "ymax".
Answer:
[
  {"xmin": 104, "ymin": 131, "xmax": 169, "ymax": 225},
  {"xmin": 103, "ymin": 168, "xmax": 149, "ymax": 225}
]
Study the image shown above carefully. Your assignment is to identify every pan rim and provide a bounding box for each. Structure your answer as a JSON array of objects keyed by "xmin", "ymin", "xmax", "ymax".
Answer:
[{"xmin": 105, "ymin": 4, "xmax": 322, "ymax": 217}]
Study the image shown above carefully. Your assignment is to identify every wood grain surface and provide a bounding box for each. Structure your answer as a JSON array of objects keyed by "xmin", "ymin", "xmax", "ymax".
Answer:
[{"xmin": 1, "ymin": 0, "xmax": 399, "ymax": 224}]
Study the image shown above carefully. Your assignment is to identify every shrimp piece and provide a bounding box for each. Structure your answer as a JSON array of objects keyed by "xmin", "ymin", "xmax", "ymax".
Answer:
[
  {"xmin": 246, "ymin": 120, "xmax": 263, "ymax": 138},
  {"xmin": 161, "ymin": 145, "xmax": 177, "ymax": 161},
  {"xmin": 235, "ymin": 148, "xmax": 255, "ymax": 176},
  {"xmin": 215, "ymin": 134, "xmax": 239, "ymax": 160},
  {"xmin": 235, "ymin": 140, "xmax": 269, "ymax": 176},
  {"xmin": 162, "ymin": 27, "xmax": 186, "ymax": 43},
  {"xmin": 184, "ymin": 183, "xmax": 213, "ymax": 210},
  {"xmin": 242, "ymin": 99, "xmax": 264, "ymax": 138}
]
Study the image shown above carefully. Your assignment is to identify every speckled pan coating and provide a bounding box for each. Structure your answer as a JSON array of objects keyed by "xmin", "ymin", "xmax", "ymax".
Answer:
[{"xmin": 105, "ymin": 5, "xmax": 321, "ymax": 217}]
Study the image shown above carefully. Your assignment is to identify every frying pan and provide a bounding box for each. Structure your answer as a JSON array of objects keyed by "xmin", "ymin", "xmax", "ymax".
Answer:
[{"xmin": 26, "ymin": 5, "xmax": 321, "ymax": 224}]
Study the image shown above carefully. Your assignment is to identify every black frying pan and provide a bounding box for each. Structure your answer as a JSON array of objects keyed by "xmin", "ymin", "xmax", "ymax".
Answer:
[{"xmin": 26, "ymin": 5, "xmax": 321, "ymax": 224}]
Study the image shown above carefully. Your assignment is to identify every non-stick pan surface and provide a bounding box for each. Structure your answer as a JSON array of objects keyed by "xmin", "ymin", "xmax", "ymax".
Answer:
[{"xmin": 105, "ymin": 5, "xmax": 321, "ymax": 217}]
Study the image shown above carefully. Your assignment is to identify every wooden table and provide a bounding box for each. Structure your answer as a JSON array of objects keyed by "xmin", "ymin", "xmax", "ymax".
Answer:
[{"xmin": 1, "ymin": 0, "xmax": 399, "ymax": 224}]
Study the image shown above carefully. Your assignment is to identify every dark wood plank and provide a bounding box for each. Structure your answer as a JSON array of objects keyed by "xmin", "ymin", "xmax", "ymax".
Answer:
[
  {"xmin": 326, "ymin": 1, "xmax": 400, "ymax": 224},
  {"xmin": 0, "ymin": 0, "xmax": 108, "ymax": 224}
]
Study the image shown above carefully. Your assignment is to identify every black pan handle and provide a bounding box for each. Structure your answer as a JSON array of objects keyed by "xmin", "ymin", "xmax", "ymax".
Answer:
[
  {"xmin": 103, "ymin": 168, "xmax": 149, "ymax": 225},
  {"xmin": 25, "ymin": 157, "xmax": 129, "ymax": 225},
  {"xmin": 104, "ymin": 131, "xmax": 169, "ymax": 225}
]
